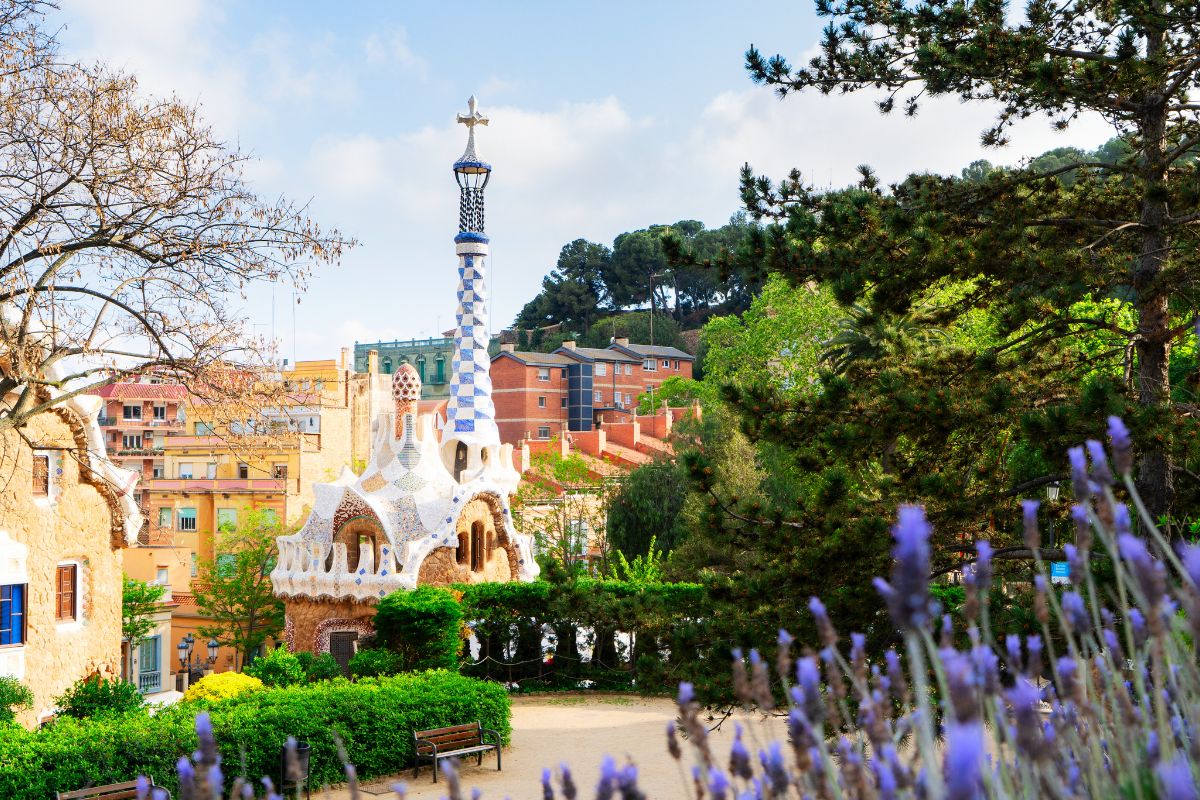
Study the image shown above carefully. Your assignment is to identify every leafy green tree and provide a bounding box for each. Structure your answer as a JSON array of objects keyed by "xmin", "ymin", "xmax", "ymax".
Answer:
[
  {"xmin": 122, "ymin": 574, "xmax": 166, "ymax": 681},
  {"xmin": 372, "ymin": 587, "xmax": 464, "ymax": 671},
  {"xmin": 636, "ymin": 375, "xmax": 715, "ymax": 414},
  {"xmin": 0, "ymin": 676, "xmax": 32, "ymax": 725},
  {"xmin": 193, "ymin": 509, "xmax": 285, "ymax": 670},
  {"xmin": 607, "ymin": 460, "xmax": 690, "ymax": 557},
  {"xmin": 242, "ymin": 646, "xmax": 305, "ymax": 687},
  {"xmin": 744, "ymin": 0, "xmax": 1200, "ymax": 521},
  {"xmin": 701, "ymin": 273, "xmax": 841, "ymax": 398}
]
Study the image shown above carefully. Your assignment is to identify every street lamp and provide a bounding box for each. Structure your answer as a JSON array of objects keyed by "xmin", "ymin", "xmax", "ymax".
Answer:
[
  {"xmin": 1045, "ymin": 482, "xmax": 1061, "ymax": 502},
  {"xmin": 177, "ymin": 633, "xmax": 219, "ymax": 679},
  {"xmin": 1044, "ymin": 481, "xmax": 1061, "ymax": 549}
]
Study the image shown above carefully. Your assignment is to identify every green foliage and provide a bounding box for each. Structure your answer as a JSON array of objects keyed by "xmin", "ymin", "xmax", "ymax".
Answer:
[
  {"xmin": 294, "ymin": 651, "xmax": 341, "ymax": 683},
  {"xmin": 612, "ymin": 536, "xmax": 667, "ymax": 585},
  {"xmin": 373, "ymin": 587, "xmax": 464, "ymax": 672},
  {"xmin": 701, "ymin": 274, "xmax": 841, "ymax": 399},
  {"xmin": 122, "ymin": 574, "xmax": 166, "ymax": 646},
  {"xmin": 578, "ymin": 311, "xmax": 687, "ymax": 353},
  {"xmin": 0, "ymin": 676, "xmax": 32, "ymax": 725},
  {"xmin": 0, "ymin": 672, "xmax": 509, "ymax": 797},
  {"xmin": 242, "ymin": 646, "xmax": 304, "ymax": 687},
  {"xmin": 348, "ymin": 648, "xmax": 404, "ymax": 679},
  {"xmin": 606, "ymin": 459, "xmax": 689, "ymax": 557},
  {"xmin": 193, "ymin": 509, "xmax": 285, "ymax": 670},
  {"xmin": 53, "ymin": 676, "xmax": 144, "ymax": 720},
  {"xmin": 636, "ymin": 375, "xmax": 714, "ymax": 414}
]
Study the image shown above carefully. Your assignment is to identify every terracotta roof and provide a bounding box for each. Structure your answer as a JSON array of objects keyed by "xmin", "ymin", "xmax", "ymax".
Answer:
[{"xmin": 95, "ymin": 382, "xmax": 188, "ymax": 400}]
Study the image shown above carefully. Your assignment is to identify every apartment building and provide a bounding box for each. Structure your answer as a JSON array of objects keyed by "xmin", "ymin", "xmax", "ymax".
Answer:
[{"xmin": 491, "ymin": 337, "xmax": 694, "ymax": 444}]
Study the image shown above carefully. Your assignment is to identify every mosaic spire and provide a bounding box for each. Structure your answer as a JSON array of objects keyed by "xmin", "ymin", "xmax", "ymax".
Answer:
[{"xmin": 442, "ymin": 96, "xmax": 500, "ymax": 476}]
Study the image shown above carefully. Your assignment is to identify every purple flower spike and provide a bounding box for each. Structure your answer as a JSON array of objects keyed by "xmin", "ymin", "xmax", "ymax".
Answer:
[
  {"xmin": 542, "ymin": 767, "xmax": 554, "ymax": 800},
  {"xmin": 809, "ymin": 596, "xmax": 836, "ymax": 646},
  {"xmin": 1025, "ymin": 635, "xmax": 1043, "ymax": 678},
  {"xmin": 1062, "ymin": 591, "xmax": 1090, "ymax": 634},
  {"xmin": 560, "ymin": 764, "xmax": 577, "ymax": 800},
  {"xmin": 1128, "ymin": 607, "xmax": 1148, "ymax": 648},
  {"xmin": 1068, "ymin": 446, "xmax": 1090, "ymax": 500},
  {"xmin": 795, "ymin": 656, "xmax": 823, "ymax": 721},
  {"xmin": 1007, "ymin": 678, "xmax": 1046, "ymax": 758},
  {"xmin": 944, "ymin": 722, "xmax": 985, "ymax": 800},
  {"xmin": 708, "ymin": 768, "xmax": 730, "ymax": 800},
  {"xmin": 1108, "ymin": 416, "xmax": 1133, "ymax": 475},
  {"xmin": 730, "ymin": 724, "xmax": 752, "ymax": 780},
  {"xmin": 974, "ymin": 540, "xmax": 993, "ymax": 591},
  {"xmin": 135, "ymin": 776, "xmax": 150, "ymax": 800},
  {"xmin": 876, "ymin": 505, "xmax": 934, "ymax": 632},
  {"xmin": 176, "ymin": 757, "xmax": 194, "ymax": 785},
  {"xmin": 1113, "ymin": 503, "xmax": 1133, "ymax": 536},
  {"xmin": 1070, "ymin": 504, "xmax": 1092, "ymax": 549},
  {"xmin": 1005, "ymin": 634, "xmax": 1021, "ymax": 669},
  {"xmin": 1119, "ymin": 533, "xmax": 1166, "ymax": 609},
  {"xmin": 1178, "ymin": 543, "xmax": 1200, "ymax": 589},
  {"xmin": 1086, "ymin": 439, "xmax": 1113, "ymax": 485},
  {"xmin": 1021, "ymin": 501, "xmax": 1041, "ymax": 554},
  {"xmin": 1064, "ymin": 544, "xmax": 1085, "ymax": 586},
  {"xmin": 1156, "ymin": 754, "xmax": 1199, "ymax": 800},
  {"xmin": 677, "ymin": 681, "xmax": 694, "ymax": 706}
]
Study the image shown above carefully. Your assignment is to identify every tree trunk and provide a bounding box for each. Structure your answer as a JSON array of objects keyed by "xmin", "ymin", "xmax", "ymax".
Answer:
[{"xmin": 1133, "ymin": 25, "xmax": 1175, "ymax": 524}]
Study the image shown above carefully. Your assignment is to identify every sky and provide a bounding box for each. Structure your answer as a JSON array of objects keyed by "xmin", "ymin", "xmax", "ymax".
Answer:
[{"xmin": 53, "ymin": 0, "xmax": 1115, "ymax": 362}]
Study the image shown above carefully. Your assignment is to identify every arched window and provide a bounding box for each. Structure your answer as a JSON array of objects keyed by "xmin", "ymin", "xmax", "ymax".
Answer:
[
  {"xmin": 471, "ymin": 521, "xmax": 485, "ymax": 572},
  {"xmin": 416, "ymin": 355, "xmax": 426, "ymax": 382},
  {"xmin": 381, "ymin": 358, "xmax": 393, "ymax": 374},
  {"xmin": 456, "ymin": 531, "xmax": 470, "ymax": 565}
]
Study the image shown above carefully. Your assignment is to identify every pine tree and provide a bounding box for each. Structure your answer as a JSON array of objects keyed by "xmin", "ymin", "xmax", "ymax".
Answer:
[{"xmin": 742, "ymin": 0, "xmax": 1200, "ymax": 521}]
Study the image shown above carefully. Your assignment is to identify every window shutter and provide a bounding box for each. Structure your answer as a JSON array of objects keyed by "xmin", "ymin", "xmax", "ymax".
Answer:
[{"xmin": 56, "ymin": 565, "xmax": 76, "ymax": 621}]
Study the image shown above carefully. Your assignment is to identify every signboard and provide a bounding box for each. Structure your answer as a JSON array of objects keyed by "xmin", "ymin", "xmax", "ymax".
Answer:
[{"xmin": 1050, "ymin": 561, "xmax": 1071, "ymax": 585}]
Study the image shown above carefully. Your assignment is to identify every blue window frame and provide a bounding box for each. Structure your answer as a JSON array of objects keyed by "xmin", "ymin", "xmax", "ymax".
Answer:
[{"xmin": 0, "ymin": 584, "xmax": 26, "ymax": 646}]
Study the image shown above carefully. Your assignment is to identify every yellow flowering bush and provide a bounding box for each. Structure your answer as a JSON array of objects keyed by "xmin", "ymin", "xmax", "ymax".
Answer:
[{"xmin": 182, "ymin": 672, "xmax": 264, "ymax": 704}]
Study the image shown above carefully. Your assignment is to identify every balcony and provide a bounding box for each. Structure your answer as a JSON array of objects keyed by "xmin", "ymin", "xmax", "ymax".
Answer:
[
  {"xmin": 272, "ymin": 539, "xmax": 413, "ymax": 603},
  {"xmin": 149, "ymin": 477, "xmax": 286, "ymax": 492},
  {"xmin": 116, "ymin": 448, "xmax": 165, "ymax": 456},
  {"xmin": 137, "ymin": 671, "xmax": 162, "ymax": 694},
  {"xmin": 98, "ymin": 417, "xmax": 182, "ymax": 428}
]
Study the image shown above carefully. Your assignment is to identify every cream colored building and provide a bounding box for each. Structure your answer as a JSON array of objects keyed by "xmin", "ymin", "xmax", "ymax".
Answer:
[{"xmin": 0, "ymin": 392, "xmax": 142, "ymax": 726}]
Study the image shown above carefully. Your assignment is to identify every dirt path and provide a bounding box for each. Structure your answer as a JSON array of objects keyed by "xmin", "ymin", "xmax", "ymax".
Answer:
[{"xmin": 321, "ymin": 694, "xmax": 787, "ymax": 799}]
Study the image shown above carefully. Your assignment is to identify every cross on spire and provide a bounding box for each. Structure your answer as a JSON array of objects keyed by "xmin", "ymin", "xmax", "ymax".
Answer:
[{"xmin": 457, "ymin": 95, "xmax": 489, "ymax": 130}]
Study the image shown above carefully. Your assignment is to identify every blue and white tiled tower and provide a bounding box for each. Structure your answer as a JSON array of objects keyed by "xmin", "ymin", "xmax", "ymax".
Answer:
[{"xmin": 442, "ymin": 96, "xmax": 501, "ymax": 481}]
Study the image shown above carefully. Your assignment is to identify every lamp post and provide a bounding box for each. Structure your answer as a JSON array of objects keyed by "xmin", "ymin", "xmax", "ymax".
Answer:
[
  {"xmin": 1045, "ymin": 481, "xmax": 1060, "ymax": 547},
  {"xmin": 177, "ymin": 633, "xmax": 219, "ymax": 690}
]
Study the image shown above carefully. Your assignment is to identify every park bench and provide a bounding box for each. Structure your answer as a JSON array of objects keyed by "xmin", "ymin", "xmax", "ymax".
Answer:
[
  {"xmin": 56, "ymin": 778, "xmax": 169, "ymax": 799},
  {"xmin": 412, "ymin": 721, "xmax": 502, "ymax": 783}
]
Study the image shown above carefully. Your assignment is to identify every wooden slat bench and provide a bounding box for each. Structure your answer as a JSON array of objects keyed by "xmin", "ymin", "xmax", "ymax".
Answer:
[
  {"xmin": 57, "ymin": 778, "xmax": 169, "ymax": 799},
  {"xmin": 413, "ymin": 721, "xmax": 502, "ymax": 783}
]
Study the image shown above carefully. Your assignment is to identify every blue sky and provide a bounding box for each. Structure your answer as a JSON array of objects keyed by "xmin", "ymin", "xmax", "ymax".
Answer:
[{"xmin": 54, "ymin": 1, "xmax": 1113, "ymax": 361}]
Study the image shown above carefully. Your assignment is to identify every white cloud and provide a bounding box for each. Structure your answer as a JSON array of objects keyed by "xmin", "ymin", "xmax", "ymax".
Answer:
[{"xmin": 364, "ymin": 27, "xmax": 428, "ymax": 78}]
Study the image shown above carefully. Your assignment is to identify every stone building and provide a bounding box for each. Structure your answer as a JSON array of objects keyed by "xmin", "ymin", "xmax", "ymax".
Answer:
[
  {"xmin": 0, "ymin": 387, "xmax": 143, "ymax": 725},
  {"xmin": 271, "ymin": 97, "xmax": 538, "ymax": 671}
]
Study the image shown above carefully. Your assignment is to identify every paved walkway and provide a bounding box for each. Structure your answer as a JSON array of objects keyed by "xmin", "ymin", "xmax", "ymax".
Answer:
[{"xmin": 319, "ymin": 694, "xmax": 787, "ymax": 799}]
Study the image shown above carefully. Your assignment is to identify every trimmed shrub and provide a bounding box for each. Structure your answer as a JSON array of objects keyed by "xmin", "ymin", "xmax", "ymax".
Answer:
[
  {"xmin": 183, "ymin": 672, "xmax": 264, "ymax": 704},
  {"xmin": 0, "ymin": 671, "xmax": 509, "ymax": 797},
  {"xmin": 54, "ymin": 676, "xmax": 144, "ymax": 719},
  {"xmin": 243, "ymin": 647, "xmax": 304, "ymax": 687},
  {"xmin": 348, "ymin": 648, "xmax": 402, "ymax": 679},
  {"xmin": 373, "ymin": 587, "xmax": 463, "ymax": 671},
  {"xmin": 295, "ymin": 651, "xmax": 341, "ymax": 683},
  {"xmin": 0, "ymin": 676, "xmax": 32, "ymax": 724}
]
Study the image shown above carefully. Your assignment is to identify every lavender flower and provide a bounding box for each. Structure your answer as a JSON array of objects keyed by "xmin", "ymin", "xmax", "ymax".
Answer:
[
  {"xmin": 542, "ymin": 767, "xmax": 554, "ymax": 800},
  {"xmin": 794, "ymin": 656, "xmax": 823, "ymax": 722},
  {"xmin": 708, "ymin": 769, "xmax": 730, "ymax": 800},
  {"xmin": 1108, "ymin": 416, "xmax": 1133, "ymax": 476},
  {"xmin": 1070, "ymin": 503, "xmax": 1093, "ymax": 550},
  {"xmin": 677, "ymin": 681, "xmax": 694, "ymax": 707},
  {"xmin": 1007, "ymin": 678, "xmax": 1047, "ymax": 759},
  {"xmin": 808, "ymin": 596, "xmax": 836, "ymax": 647},
  {"xmin": 1005, "ymin": 635, "xmax": 1021, "ymax": 671},
  {"xmin": 732, "ymin": 648, "xmax": 750, "ymax": 705},
  {"xmin": 597, "ymin": 756, "xmax": 617, "ymax": 800},
  {"xmin": 885, "ymin": 649, "xmax": 908, "ymax": 702},
  {"xmin": 942, "ymin": 647, "xmax": 979, "ymax": 723},
  {"xmin": 666, "ymin": 722, "xmax": 681, "ymax": 760},
  {"xmin": 1062, "ymin": 591, "xmax": 1090, "ymax": 634},
  {"xmin": 1156, "ymin": 754, "xmax": 1198, "ymax": 800},
  {"xmin": 1128, "ymin": 607, "xmax": 1148, "ymax": 648},
  {"xmin": 1086, "ymin": 439, "xmax": 1113, "ymax": 486},
  {"xmin": 1114, "ymin": 503, "xmax": 1133, "ymax": 536},
  {"xmin": 974, "ymin": 540, "xmax": 993, "ymax": 593},
  {"xmin": 874, "ymin": 505, "xmax": 934, "ymax": 631},
  {"xmin": 1025, "ymin": 635, "xmax": 1043, "ymax": 678},
  {"xmin": 944, "ymin": 722, "xmax": 985, "ymax": 800},
  {"xmin": 1022, "ymin": 499, "xmax": 1041, "ymax": 552},
  {"xmin": 1118, "ymin": 533, "xmax": 1166, "ymax": 609},
  {"xmin": 1178, "ymin": 543, "xmax": 1200, "ymax": 588},
  {"xmin": 729, "ymin": 725, "xmax": 753, "ymax": 781},
  {"xmin": 776, "ymin": 629, "xmax": 794, "ymax": 681},
  {"xmin": 1068, "ymin": 446, "xmax": 1090, "ymax": 500},
  {"xmin": 1064, "ymin": 544, "xmax": 1086, "ymax": 586},
  {"xmin": 758, "ymin": 742, "xmax": 788, "ymax": 794},
  {"xmin": 560, "ymin": 764, "xmax": 577, "ymax": 800}
]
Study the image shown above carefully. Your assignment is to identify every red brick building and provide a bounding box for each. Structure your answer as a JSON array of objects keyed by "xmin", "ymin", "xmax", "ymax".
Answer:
[{"xmin": 491, "ymin": 337, "xmax": 694, "ymax": 445}]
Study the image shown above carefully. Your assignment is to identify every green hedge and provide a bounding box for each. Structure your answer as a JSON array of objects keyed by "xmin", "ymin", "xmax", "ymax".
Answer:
[{"xmin": 0, "ymin": 671, "xmax": 509, "ymax": 797}]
